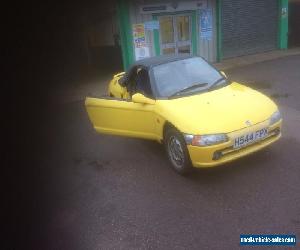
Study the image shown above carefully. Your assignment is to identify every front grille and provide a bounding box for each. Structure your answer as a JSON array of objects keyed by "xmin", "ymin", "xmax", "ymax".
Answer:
[{"xmin": 212, "ymin": 128, "xmax": 280, "ymax": 160}]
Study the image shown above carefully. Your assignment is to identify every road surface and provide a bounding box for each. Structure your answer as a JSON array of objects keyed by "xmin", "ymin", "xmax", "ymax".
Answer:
[{"xmin": 16, "ymin": 55, "xmax": 300, "ymax": 250}]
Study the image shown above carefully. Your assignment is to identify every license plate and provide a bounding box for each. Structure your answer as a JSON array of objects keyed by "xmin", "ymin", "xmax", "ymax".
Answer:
[{"xmin": 233, "ymin": 128, "xmax": 268, "ymax": 149}]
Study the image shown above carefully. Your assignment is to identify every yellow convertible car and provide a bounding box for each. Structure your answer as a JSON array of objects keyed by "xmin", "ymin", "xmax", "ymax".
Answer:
[{"xmin": 85, "ymin": 55, "xmax": 282, "ymax": 174}]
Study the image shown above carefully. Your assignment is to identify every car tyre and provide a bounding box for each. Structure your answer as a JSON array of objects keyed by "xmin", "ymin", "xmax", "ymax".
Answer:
[{"xmin": 164, "ymin": 128, "xmax": 193, "ymax": 175}]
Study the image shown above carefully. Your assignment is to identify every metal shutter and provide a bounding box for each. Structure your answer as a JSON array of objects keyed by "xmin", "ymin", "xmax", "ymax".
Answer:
[{"xmin": 222, "ymin": 0, "xmax": 278, "ymax": 58}]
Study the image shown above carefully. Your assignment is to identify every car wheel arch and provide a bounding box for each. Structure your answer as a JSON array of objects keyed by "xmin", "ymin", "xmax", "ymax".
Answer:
[{"xmin": 163, "ymin": 121, "xmax": 181, "ymax": 141}]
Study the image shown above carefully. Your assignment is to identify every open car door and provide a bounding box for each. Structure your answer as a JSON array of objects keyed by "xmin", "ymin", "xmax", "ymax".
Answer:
[{"xmin": 85, "ymin": 96, "xmax": 158, "ymax": 140}]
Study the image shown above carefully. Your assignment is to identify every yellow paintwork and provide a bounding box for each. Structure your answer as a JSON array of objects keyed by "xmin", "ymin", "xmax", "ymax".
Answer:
[
  {"xmin": 132, "ymin": 93, "xmax": 156, "ymax": 105},
  {"xmin": 108, "ymin": 72, "xmax": 130, "ymax": 99},
  {"xmin": 188, "ymin": 120, "xmax": 281, "ymax": 167},
  {"xmin": 86, "ymin": 73, "xmax": 282, "ymax": 168},
  {"xmin": 85, "ymin": 97, "xmax": 158, "ymax": 140}
]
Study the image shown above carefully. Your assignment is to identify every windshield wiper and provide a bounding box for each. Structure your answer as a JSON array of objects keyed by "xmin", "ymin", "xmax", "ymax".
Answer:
[
  {"xmin": 208, "ymin": 77, "xmax": 227, "ymax": 90},
  {"xmin": 169, "ymin": 82, "xmax": 208, "ymax": 98}
]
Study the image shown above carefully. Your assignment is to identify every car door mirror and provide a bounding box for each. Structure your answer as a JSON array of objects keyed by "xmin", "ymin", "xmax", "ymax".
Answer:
[
  {"xmin": 220, "ymin": 71, "xmax": 227, "ymax": 78},
  {"xmin": 132, "ymin": 93, "xmax": 155, "ymax": 105}
]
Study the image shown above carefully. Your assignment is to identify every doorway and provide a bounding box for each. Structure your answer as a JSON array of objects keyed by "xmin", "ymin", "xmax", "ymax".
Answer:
[{"xmin": 158, "ymin": 14, "xmax": 192, "ymax": 55}]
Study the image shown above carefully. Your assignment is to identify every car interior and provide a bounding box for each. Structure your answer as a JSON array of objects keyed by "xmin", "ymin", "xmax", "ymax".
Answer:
[
  {"xmin": 90, "ymin": 66, "xmax": 153, "ymax": 101},
  {"xmin": 121, "ymin": 66, "xmax": 153, "ymax": 99}
]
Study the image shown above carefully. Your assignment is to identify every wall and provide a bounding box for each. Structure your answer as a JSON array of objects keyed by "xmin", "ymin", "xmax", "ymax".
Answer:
[
  {"xmin": 198, "ymin": 0, "xmax": 216, "ymax": 62},
  {"xmin": 129, "ymin": 2, "xmax": 155, "ymax": 57}
]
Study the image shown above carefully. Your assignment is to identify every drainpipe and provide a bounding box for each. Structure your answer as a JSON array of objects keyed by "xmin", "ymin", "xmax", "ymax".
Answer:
[
  {"xmin": 278, "ymin": 0, "xmax": 288, "ymax": 49},
  {"xmin": 116, "ymin": 0, "xmax": 134, "ymax": 70}
]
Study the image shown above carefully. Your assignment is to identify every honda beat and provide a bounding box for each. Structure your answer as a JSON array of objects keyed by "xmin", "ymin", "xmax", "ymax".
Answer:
[{"xmin": 85, "ymin": 55, "xmax": 282, "ymax": 174}]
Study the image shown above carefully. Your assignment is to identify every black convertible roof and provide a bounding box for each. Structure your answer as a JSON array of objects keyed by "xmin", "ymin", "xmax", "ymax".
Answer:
[{"xmin": 130, "ymin": 54, "xmax": 195, "ymax": 69}]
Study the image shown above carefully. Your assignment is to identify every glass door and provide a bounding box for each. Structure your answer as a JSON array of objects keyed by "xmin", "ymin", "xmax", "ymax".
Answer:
[
  {"xmin": 159, "ymin": 16, "xmax": 176, "ymax": 55},
  {"xmin": 158, "ymin": 14, "xmax": 192, "ymax": 55},
  {"xmin": 176, "ymin": 15, "xmax": 192, "ymax": 54}
]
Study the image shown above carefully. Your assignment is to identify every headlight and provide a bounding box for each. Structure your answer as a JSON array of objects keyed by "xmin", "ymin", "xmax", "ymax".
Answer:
[
  {"xmin": 269, "ymin": 110, "xmax": 281, "ymax": 126},
  {"xmin": 184, "ymin": 133, "xmax": 228, "ymax": 146}
]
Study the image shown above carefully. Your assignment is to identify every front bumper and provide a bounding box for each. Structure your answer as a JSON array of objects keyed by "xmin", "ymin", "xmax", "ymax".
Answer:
[{"xmin": 187, "ymin": 120, "xmax": 282, "ymax": 168}]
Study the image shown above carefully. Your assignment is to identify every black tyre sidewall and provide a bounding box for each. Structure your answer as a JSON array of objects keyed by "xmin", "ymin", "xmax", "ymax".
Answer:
[{"xmin": 164, "ymin": 128, "xmax": 192, "ymax": 175}]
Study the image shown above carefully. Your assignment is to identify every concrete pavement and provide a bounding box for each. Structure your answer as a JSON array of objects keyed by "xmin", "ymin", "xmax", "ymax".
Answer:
[{"xmin": 215, "ymin": 47, "xmax": 300, "ymax": 71}]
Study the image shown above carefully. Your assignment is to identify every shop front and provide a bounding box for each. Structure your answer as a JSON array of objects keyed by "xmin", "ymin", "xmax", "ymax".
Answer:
[
  {"xmin": 116, "ymin": 0, "xmax": 288, "ymax": 70},
  {"xmin": 117, "ymin": 0, "xmax": 217, "ymax": 69}
]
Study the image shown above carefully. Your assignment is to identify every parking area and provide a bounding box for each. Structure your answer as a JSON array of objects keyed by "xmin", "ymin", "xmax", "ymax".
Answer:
[{"xmin": 25, "ymin": 55, "xmax": 300, "ymax": 250}]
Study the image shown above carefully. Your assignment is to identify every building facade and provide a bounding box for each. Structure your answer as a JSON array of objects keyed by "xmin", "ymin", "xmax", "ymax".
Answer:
[{"xmin": 117, "ymin": 0, "xmax": 288, "ymax": 70}]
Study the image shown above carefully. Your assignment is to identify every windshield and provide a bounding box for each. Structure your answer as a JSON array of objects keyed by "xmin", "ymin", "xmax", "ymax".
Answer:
[{"xmin": 152, "ymin": 57, "xmax": 227, "ymax": 98}]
